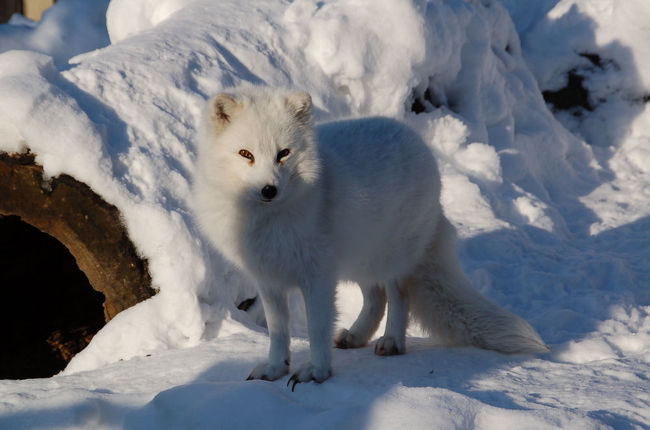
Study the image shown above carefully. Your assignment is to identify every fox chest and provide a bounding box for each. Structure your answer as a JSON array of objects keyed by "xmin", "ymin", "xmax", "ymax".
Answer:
[{"xmin": 235, "ymin": 215, "xmax": 325, "ymax": 285}]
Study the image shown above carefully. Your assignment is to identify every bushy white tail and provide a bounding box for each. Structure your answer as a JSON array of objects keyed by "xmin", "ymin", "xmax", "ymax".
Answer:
[{"xmin": 408, "ymin": 217, "xmax": 549, "ymax": 354}]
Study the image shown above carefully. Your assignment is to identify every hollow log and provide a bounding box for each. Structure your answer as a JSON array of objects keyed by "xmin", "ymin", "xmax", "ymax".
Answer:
[{"xmin": 0, "ymin": 151, "xmax": 155, "ymax": 320}]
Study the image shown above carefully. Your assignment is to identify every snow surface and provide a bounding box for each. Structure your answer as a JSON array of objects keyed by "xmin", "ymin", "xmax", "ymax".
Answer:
[{"xmin": 0, "ymin": 0, "xmax": 649, "ymax": 428}]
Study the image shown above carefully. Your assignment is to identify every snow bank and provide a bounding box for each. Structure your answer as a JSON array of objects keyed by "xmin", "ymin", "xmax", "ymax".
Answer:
[
  {"xmin": 519, "ymin": 0, "xmax": 650, "ymax": 233},
  {"xmin": 0, "ymin": 0, "xmax": 649, "ymax": 427},
  {"xmin": 3, "ymin": 0, "xmax": 597, "ymax": 372},
  {"xmin": 106, "ymin": 0, "xmax": 198, "ymax": 43},
  {"xmin": 0, "ymin": 0, "xmax": 644, "ymax": 375},
  {"xmin": 0, "ymin": 0, "xmax": 110, "ymax": 68}
]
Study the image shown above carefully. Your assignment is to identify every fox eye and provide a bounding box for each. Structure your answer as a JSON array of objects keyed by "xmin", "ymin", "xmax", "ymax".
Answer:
[
  {"xmin": 238, "ymin": 149, "xmax": 254, "ymax": 163},
  {"xmin": 276, "ymin": 148, "xmax": 291, "ymax": 163}
]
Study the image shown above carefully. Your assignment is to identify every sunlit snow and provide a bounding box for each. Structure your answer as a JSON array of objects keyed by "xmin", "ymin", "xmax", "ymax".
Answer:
[{"xmin": 0, "ymin": 0, "xmax": 648, "ymax": 428}]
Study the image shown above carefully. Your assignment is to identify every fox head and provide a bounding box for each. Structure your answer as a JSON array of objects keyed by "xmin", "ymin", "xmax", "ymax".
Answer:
[{"xmin": 201, "ymin": 88, "xmax": 321, "ymax": 207}]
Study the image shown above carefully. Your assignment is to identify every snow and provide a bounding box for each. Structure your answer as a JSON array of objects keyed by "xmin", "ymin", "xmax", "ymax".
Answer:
[
  {"xmin": 0, "ymin": 0, "xmax": 110, "ymax": 69},
  {"xmin": 0, "ymin": 0, "xmax": 648, "ymax": 428},
  {"xmin": 105, "ymin": 0, "xmax": 198, "ymax": 44},
  {"xmin": 519, "ymin": 0, "xmax": 650, "ymax": 234}
]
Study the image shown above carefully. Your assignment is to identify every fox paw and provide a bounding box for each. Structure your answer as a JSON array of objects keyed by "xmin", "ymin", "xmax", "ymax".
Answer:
[
  {"xmin": 374, "ymin": 335, "xmax": 405, "ymax": 356},
  {"xmin": 287, "ymin": 362, "xmax": 331, "ymax": 391},
  {"xmin": 334, "ymin": 328, "xmax": 367, "ymax": 349},
  {"xmin": 246, "ymin": 361, "xmax": 289, "ymax": 381}
]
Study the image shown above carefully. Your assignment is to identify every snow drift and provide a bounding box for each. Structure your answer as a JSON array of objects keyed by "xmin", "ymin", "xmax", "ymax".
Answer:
[{"xmin": 0, "ymin": 0, "xmax": 601, "ymax": 372}]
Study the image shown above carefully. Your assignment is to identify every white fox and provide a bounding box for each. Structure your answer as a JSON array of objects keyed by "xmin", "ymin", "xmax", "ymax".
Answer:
[{"xmin": 193, "ymin": 87, "xmax": 548, "ymax": 388}]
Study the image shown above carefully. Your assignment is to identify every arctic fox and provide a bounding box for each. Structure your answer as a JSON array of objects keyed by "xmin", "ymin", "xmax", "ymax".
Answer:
[{"xmin": 193, "ymin": 87, "xmax": 548, "ymax": 388}]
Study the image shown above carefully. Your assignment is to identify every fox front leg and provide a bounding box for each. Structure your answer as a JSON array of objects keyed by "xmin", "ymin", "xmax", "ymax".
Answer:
[
  {"xmin": 288, "ymin": 277, "xmax": 336, "ymax": 391},
  {"xmin": 247, "ymin": 288, "xmax": 291, "ymax": 381}
]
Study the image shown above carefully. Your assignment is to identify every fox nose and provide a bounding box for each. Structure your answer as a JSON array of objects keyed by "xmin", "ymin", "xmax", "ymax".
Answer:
[{"xmin": 261, "ymin": 185, "xmax": 277, "ymax": 201}]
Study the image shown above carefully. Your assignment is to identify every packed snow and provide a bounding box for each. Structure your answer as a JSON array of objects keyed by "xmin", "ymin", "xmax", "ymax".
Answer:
[{"xmin": 0, "ymin": 0, "xmax": 648, "ymax": 428}]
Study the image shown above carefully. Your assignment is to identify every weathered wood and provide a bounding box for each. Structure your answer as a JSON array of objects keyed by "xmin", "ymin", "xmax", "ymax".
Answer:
[{"xmin": 0, "ymin": 151, "xmax": 155, "ymax": 321}]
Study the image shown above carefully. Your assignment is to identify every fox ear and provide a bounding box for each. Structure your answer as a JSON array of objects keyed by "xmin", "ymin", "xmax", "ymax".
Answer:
[
  {"xmin": 210, "ymin": 93, "xmax": 239, "ymax": 133},
  {"xmin": 285, "ymin": 91, "xmax": 312, "ymax": 122}
]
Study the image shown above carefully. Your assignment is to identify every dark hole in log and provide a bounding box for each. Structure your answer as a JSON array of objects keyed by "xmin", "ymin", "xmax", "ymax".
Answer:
[{"xmin": 0, "ymin": 215, "xmax": 106, "ymax": 379}]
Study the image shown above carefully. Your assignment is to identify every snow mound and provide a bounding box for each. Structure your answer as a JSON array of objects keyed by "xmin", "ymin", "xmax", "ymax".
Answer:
[
  {"xmin": 4, "ymin": 0, "xmax": 602, "ymax": 373},
  {"xmin": 106, "ymin": 0, "xmax": 198, "ymax": 43},
  {"xmin": 0, "ymin": 0, "xmax": 110, "ymax": 68},
  {"xmin": 519, "ymin": 0, "xmax": 650, "ymax": 234}
]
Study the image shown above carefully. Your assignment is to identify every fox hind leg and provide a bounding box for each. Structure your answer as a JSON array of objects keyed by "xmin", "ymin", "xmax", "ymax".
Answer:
[
  {"xmin": 375, "ymin": 280, "xmax": 408, "ymax": 356},
  {"xmin": 335, "ymin": 284, "xmax": 386, "ymax": 349}
]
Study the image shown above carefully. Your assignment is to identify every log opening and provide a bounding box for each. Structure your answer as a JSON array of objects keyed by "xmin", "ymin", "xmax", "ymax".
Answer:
[{"xmin": 0, "ymin": 152, "xmax": 155, "ymax": 379}]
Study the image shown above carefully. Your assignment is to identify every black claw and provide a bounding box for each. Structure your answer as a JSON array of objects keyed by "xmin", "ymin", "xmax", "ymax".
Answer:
[
  {"xmin": 288, "ymin": 368, "xmax": 332, "ymax": 391},
  {"xmin": 287, "ymin": 374, "xmax": 300, "ymax": 392}
]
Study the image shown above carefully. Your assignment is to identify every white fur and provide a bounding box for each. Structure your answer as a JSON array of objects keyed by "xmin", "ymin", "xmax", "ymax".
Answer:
[{"xmin": 193, "ymin": 87, "xmax": 548, "ymax": 386}]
